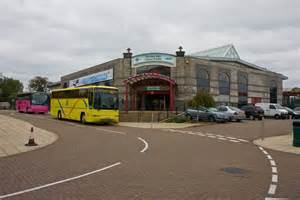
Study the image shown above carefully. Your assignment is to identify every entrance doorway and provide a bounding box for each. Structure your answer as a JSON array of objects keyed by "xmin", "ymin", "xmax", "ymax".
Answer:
[
  {"xmin": 139, "ymin": 92, "xmax": 170, "ymax": 110},
  {"xmin": 124, "ymin": 73, "xmax": 176, "ymax": 111}
]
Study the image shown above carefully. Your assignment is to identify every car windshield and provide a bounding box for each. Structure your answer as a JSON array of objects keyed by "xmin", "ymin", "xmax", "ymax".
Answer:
[
  {"xmin": 255, "ymin": 106, "xmax": 262, "ymax": 110},
  {"xmin": 93, "ymin": 89, "xmax": 118, "ymax": 110},
  {"xmin": 294, "ymin": 107, "xmax": 300, "ymax": 111},
  {"xmin": 284, "ymin": 107, "xmax": 293, "ymax": 112},
  {"xmin": 31, "ymin": 93, "xmax": 48, "ymax": 105},
  {"xmin": 208, "ymin": 108, "xmax": 218, "ymax": 112},
  {"xmin": 274, "ymin": 104, "xmax": 284, "ymax": 109}
]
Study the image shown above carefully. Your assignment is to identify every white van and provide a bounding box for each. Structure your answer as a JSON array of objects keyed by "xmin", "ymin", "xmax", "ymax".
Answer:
[{"xmin": 255, "ymin": 103, "xmax": 288, "ymax": 119}]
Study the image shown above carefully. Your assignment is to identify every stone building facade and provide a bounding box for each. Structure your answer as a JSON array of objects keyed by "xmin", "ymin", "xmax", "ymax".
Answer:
[{"xmin": 60, "ymin": 45, "xmax": 287, "ymax": 111}]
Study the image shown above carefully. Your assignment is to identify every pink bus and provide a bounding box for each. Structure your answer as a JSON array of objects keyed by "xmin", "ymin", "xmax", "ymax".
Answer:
[{"xmin": 16, "ymin": 92, "xmax": 49, "ymax": 113}]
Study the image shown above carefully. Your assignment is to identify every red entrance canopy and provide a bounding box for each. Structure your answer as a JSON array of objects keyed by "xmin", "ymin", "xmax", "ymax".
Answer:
[
  {"xmin": 123, "ymin": 73, "xmax": 176, "ymax": 111},
  {"xmin": 124, "ymin": 72, "xmax": 176, "ymax": 85}
]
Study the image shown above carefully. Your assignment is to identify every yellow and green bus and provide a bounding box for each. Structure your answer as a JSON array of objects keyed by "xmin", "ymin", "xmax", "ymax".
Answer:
[{"xmin": 50, "ymin": 86, "xmax": 119, "ymax": 124}]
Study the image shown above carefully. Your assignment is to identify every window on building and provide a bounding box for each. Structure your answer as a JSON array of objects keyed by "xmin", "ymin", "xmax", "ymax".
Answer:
[
  {"xmin": 197, "ymin": 69, "xmax": 210, "ymax": 92},
  {"xmin": 219, "ymin": 72, "xmax": 230, "ymax": 95},
  {"xmin": 270, "ymin": 80, "xmax": 277, "ymax": 103},
  {"xmin": 238, "ymin": 74, "xmax": 248, "ymax": 107}
]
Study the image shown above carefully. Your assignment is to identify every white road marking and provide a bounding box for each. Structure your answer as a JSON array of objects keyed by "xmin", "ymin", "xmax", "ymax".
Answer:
[
  {"xmin": 168, "ymin": 130, "xmax": 248, "ymax": 144},
  {"xmin": 229, "ymin": 139, "xmax": 240, "ymax": 143},
  {"xmin": 0, "ymin": 162, "xmax": 121, "ymax": 199},
  {"xmin": 272, "ymin": 174, "xmax": 278, "ymax": 183},
  {"xmin": 216, "ymin": 134, "xmax": 224, "ymax": 137},
  {"xmin": 95, "ymin": 128, "xmax": 126, "ymax": 135},
  {"xmin": 217, "ymin": 137, "xmax": 227, "ymax": 141},
  {"xmin": 268, "ymin": 184, "xmax": 277, "ymax": 195},
  {"xmin": 270, "ymin": 160, "xmax": 276, "ymax": 166},
  {"xmin": 237, "ymin": 138, "xmax": 249, "ymax": 143},
  {"xmin": 265, "ymin": 198, "xmax": 289, "ymax": 200},
  {"xmin": 263, "ymin": 150, "xmax": 269, "ymax": 155},
  {"xmin": 187, "ymin": 132, "xmax": 195, "ymax": 135},
  {"xmin": 176, "ymin": 130, "xmax": 187, "ymax": 134},
  {"xmin": 207, "ymin": 135, "xmax": 217, "ymax": 138},
  {"xmin": 227, "ymin": 136, "xmax": 237, "ymax": 140},
  {"xmin": 259, "ymin": 146, "xmax": 265, "ymax": 151},
  {"xmin": 137, "ymin": 137, "xmax": 149, "ymax": 153},
  {"xmin": 257, "ymin": 146, "xmax": 281, "ymax": 197},
  {"xmin": 272, "ymin": 167, "xmax": 278, "ymax": 173}
]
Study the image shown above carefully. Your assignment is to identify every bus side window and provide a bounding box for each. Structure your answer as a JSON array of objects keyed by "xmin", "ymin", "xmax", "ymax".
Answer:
[{"xmin": 88, "ymin": 89, "xmax": 93, "ymax": 108}]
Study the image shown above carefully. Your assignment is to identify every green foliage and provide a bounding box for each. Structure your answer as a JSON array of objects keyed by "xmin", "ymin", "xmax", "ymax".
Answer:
[
  {"xmin": 0, "ymin": 76, "xmax": 23, "ymax": 102},
  {"xmin": 165, "ymin": 114, "xmax": 189, "ymax": 123},
  {"xmin": 28, "ymin": 76, "xmax": 48, "ymax": 92},
  {"xmin": 188, "ymin": 91, "xmax": 215, "ymax": 108}
]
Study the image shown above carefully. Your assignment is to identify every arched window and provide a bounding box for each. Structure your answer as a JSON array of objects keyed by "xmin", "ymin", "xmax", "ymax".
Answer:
[
  {"xmin": 270, "ymin": 80, "xmax": 277, "ymax": 103},
  {"xmin": 197, "ymin": 69, "xmax": 210, "ymax": 92},
  {"xmin": 238, "ymin": 74, "xmax": 248, "ymax": 107},
  {"xmin": 219, "ymin": 72, "xmax": 230, "ymax": 95}
]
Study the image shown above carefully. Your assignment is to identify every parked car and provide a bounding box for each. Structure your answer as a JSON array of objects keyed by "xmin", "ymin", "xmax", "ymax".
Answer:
[
  {"xmin": 294, "ymin": 107, "xmax": 300, "ymax": 112},
  {"xmin": 240, "ymin": 105, "xmax": 264, "ymax": 120},
  {"xmin": 255, "ymin": 103, "xmax": 288, "ymax": 119},
  {"xmin": 0, "ymin": 102, "xmax": 10, "ymax": 110},
  {"xmin": 284, "ymin": 107, "xmax": 300, "ymax": 119},
  {"xmin": 185, "ymin": 107, "xmax": 228, "ymax": 122},
  {"xmin": 217, "ymin": 106, "xmax": 246, "ymax": 122}
]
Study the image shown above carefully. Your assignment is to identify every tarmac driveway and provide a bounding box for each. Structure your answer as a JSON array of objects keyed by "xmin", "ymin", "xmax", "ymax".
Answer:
[{"xmin": 0, "ymin": 112, "xmax": 298, "ymax": 200}]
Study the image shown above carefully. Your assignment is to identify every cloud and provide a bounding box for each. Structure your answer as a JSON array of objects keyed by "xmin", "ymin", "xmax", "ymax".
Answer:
[{"xmin": 0, "ymin": 0, "xmax": 299, "ymax": 89}]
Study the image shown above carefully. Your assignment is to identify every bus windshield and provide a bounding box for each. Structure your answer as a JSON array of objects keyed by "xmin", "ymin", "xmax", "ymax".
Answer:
[
  {"xmin": 94, "ymin": 89, "xmax": 118, "ymax": 110},
  {"xmin": 31, "ymin": 93, "xmax": 48, "ymax": 105}
]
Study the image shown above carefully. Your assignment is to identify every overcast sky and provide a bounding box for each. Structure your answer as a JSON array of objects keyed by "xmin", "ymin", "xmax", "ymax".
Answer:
[{"xmin": 0, "ymin": 0, "xmax": 299, "ymax": 89}]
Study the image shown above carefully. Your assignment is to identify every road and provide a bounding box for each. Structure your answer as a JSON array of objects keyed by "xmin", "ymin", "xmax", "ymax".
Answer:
[{"xmin": 0, "ymin": 111, "xmax": 299, "ymax": 200}]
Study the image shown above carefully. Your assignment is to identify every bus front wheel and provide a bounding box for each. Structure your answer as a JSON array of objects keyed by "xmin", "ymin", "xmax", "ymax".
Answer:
[
  {"xmin": 80, "ymin": 113, "xmax": 86, "ymax": 124},
  {"xmin": 57, "ymin": 111, "xmax": 62, "ymax": 120}
]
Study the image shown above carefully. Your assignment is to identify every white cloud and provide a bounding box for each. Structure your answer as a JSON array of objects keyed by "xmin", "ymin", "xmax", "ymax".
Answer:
[{"xmin": 0, "ymin": 0, "xmax": 299, "ymax": 88}]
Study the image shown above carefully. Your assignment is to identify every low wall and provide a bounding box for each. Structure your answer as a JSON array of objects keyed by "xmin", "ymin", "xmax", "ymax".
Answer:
[{"xmin": 120, "ymin": 111, "xmax": 178, "ymax": 122}]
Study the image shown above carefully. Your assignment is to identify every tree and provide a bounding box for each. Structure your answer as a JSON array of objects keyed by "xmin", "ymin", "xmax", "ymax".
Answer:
[
  {"xmin": 188, "ymin": 91, "xmax": 216, "ymax": 108},
  {"xmin": 0, "ymin": 76, "xmax": 23, "ymax": 102},
  {"xmin": 28, "ymin": 76, "xmax": 48, "ymax": 92}
]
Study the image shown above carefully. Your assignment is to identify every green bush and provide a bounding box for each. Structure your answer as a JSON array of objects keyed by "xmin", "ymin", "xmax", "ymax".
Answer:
[
  {"xmin": 165, "ymin": 115, "xmax": 189, "ymax": 123},
  {"xmin": 187, "ymin": 91, "xmax": 215, "ymax": 108}
]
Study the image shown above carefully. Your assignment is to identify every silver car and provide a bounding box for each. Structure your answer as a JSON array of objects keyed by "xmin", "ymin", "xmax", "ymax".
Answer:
[
  {"xmin": 217, "ymin": 106, "xmax": 246, "ymax": 122},
  {"xmin": 185, "ymin": 107, "xmax": 229, "ymax": 122}
]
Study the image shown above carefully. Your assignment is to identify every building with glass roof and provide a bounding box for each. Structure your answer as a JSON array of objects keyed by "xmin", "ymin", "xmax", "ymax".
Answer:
[{"xmin": 60, "ymin": 45, "xmax": 287, "ymax": 111}]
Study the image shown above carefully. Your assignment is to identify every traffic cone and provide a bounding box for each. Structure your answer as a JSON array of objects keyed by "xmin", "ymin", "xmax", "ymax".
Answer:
[{"xmin": 25, "ymin": 127, "xmax": 38, "ymax": 146}]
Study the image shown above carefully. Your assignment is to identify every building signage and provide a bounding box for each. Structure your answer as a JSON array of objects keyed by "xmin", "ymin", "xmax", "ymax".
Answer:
[
  {"xmin": 132, "ymin": 53, "xmax": 176, "ymax": 68},
  {"xmin": 145, "ymin": 86, "xmax": 161, "ymax": 91},
  {"xmin": 69, "ymin": 68, "xmax": 113, "ymax": 87}
]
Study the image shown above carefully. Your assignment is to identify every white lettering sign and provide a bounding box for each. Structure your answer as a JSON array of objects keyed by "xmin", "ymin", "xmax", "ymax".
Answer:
[
  {"xmin": 69, "ymin": 68, "xmax": 113, "ymax": 87},
  {"xmin": 132, "ymin": 53, "xmax": 176, "ymax": 68}
]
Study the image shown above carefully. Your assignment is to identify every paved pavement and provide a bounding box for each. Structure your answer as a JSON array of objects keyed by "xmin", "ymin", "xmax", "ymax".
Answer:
[
  {"xmin": 0, "ymin": 111, "xmax": 299, "ymax": 200},
  {"xmin": 254, "ymin": 134, "xmax": 300, "ymax": 155},
  {"xmin": 0, "ymin": 114, "xmax": 57, "ymax": 157},
  {"xmin": 118, "ymin": 122, "xmax": 203, "ymax": 129}
]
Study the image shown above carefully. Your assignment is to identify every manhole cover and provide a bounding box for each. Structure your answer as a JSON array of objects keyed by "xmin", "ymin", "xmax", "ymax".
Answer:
[{"xmin": 221, "ymin": 167, "xmax": 249, "ymax": 175}]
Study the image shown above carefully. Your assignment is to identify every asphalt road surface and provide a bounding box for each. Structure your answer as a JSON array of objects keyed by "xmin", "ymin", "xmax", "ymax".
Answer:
[{"xmin": 0, "ymin": 111, "xmax": 299, "ymax": 200}]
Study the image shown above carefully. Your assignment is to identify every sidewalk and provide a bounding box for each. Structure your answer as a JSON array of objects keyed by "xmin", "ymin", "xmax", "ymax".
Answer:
[
  {"xmin": 254, "ymin": 134, "xmax": 300, "ymax": 155},
  {"xmin": 118, "ymin": 122, "xmax": 203, "ymax": 129},
  {"xmin": 0, "ymin": 114, "xmax": 58, "ymax": 157}
]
